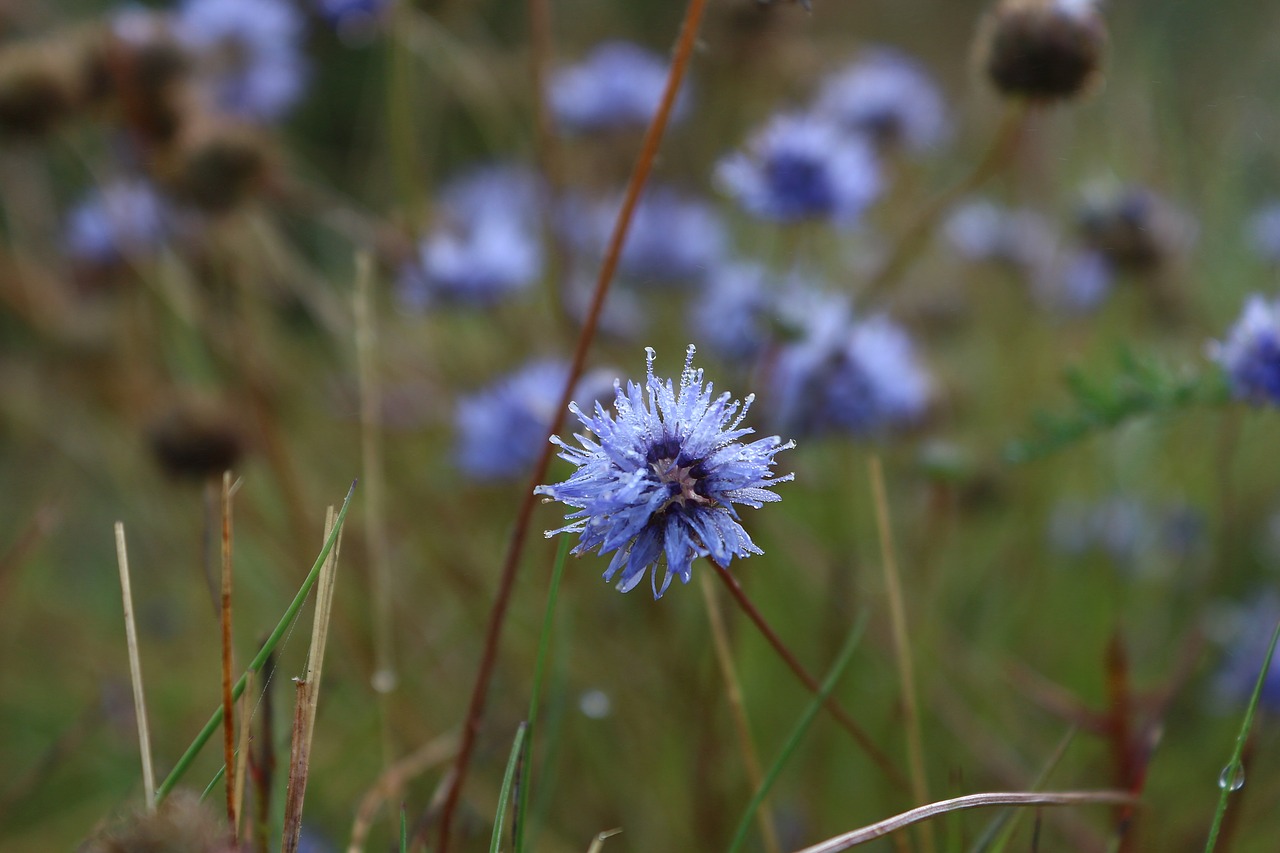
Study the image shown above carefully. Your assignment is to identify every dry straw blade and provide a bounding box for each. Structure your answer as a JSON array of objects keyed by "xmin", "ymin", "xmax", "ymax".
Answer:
[{"xmin": 114, "ymin": 522, "xmax": 156, "ymax": 812}]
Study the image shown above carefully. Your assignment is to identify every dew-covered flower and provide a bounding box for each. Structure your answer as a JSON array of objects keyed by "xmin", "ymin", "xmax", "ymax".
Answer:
[
  {"xmin": 812, "ymin": 47, "xmax": 948, "ymax": 153},
  {"xmin": 1209, "ymin": 295, "xmax": 1280, "ymax": 405},
  {"xmin": 175, "ymin": 0, "xmax": 308, "ymax": 122},
  {"xmin": 1247, "ymin": 203, "xmax": 1280, "ymax": 264},
  {"xmin": 768, "ymin": 301, "xmax": 932, "ymax": 437},
  {"xmin": 537, "ymin": 346, "xmax": 794, "ymax": 598},
  {"xmin": 399, "ymin": 166, "xmax": 544, "ymax": 308},
  {"xmin": 715, "ymin": 113, "xmax": 882, "ymax": 224},
  {"xmin": 455, "ymin": 359, "xmax": 611, "ymax": 482},
  {"xmin": 64, "ymin": 180, "xmax": 170, "ymax": 265},
  {"xmin": 561, "ymin": 186, "xmax": 726, "ymax": 284},
  {"xmin": 548, "ymin": 41, "xmax": 689, "ymax": 134}
]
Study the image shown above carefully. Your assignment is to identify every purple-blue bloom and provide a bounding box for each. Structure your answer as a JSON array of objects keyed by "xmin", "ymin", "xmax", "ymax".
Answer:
[
  {"xmin": 537, "ymin": 346, "xmax": 794, "ymax": 598},
  {"xmin": 314, "ymin": 0, "xmax": 389, "ymax": 41},
  {"xmin": 945, "ymin": 198, "xmax": 1056, "ymax": 275},
  {"xmin": 456, "ymin": 360, "xmax": 610, "ymax": 482},
  {"xmin": 399, "ymin": 166, "xmax": 544, "ymax": 308},
  {"xmin": 1210, "ymin": 295, "xmax": 1280, "ymax": 405},
  {"xmin": 64, "ymin": 180, "xmax": 170, "ymax": 265},
  {"xmin": 1247, "ymin": 203, "xmax": 1280, "ymax": 264},
  {"xmin": 561, "ymin": 186, "xmax": 726, "ymax": 285},
  {"xmin": 548, "ymin": 41, "xmax": 689, "ymax": 134},
  {"xmin": 715, "ymin": 113, "xmax": 882, "ymax": 224},
  {"xmin": 175, "ymin": 0, "xmax": 308, "ymax": 122},
  {"xmin": 692, "ymin": 262, "xmax": 775, "ymax": 360},
  {"xmin": 1213, "ymin": 595, "xmax": 1280, "ymax": 713},
  {"xmin": 768, "ymin": 300, "xmax": 932, "ymax": 437},
  {"xmin": 812, "ymin": 47, "xmax": 948, "ymax": 153},
  {"xmin": 1035, "ymin": 248, "xmax": 1113, "ymax": 315}
]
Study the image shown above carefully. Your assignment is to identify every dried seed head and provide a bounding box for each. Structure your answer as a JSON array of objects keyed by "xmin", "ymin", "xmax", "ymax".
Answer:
[
  {"xmin": 1077, "ymin": 185, "xmax": 1193, "ymax": 272},
  {"xmin": 147, "ymin": 394, "xmax": 248, "ymax": 481},
  {"xmin": 79, "ymin": 789, "xmax": 237, "ymax": 852},
  {"xmin": 163, "ymin": 119, "xmax": 270, "ymax": 213},
  {"xmin": 979, "ymin": 0, "xmax": 1106, "ymax": 103},
  {"xmin": 106, "ymin": 10, "xmax": 193, "ymax": 145},
  {"xmin": 0, "ymin": 39, "xmax": 85, "ymax": 139}
]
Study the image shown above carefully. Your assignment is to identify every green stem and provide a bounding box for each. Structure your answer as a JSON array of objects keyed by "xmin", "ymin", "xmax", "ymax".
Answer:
[
  {"xmin": 490, "ymin": 723, "xmax": 528, "ymax": 853},
  {"xmin": 1203, "ymin": 617, "xmax": 1280, "ymax": 852},
  {"xmin": 154, "ymin": 482, "xmax": 357, "ymax": 802},
  {"xmin": 728, "ymin": 611, "xmax": 868, "ymax": 853}
]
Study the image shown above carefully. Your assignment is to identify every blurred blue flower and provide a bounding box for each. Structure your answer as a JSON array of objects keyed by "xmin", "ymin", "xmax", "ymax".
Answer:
[
  {"xmin": 175, "ymin": 0, "xmax": 308, "ymax": 122},
  {"xmin": 1210, "ymin": 295, "xmax": 1280, "ymax": 405},
  {"xmin": 399, "ymin": 166, "xmax": 545, "ymax": 308},
  {"xmin": 1247, "ymin": 203, "xmax": 1280, "ymax": 264},
  {"xmin": 1036, "ymin": 248, "xmax": 1113, "ymax": 315},
  {"xmin": 769, "ymin": 301, "xmax": 932, "ymax": 437},
  {"xmin": 561, "ymin": 186, "xmax": 726, "ymax": 285},
  {"xmin": 715, "ymin": 114, "xmax": 882, "ymax": 224},
  {"xmin": 548, "ymin": 41, "xmax": 689, "ymax": 134},
  {"xmin": 1213, "ymin": 595, "xmax": 1280, "ymax": 713},
  {"xmin": 64, "ymin": 180, "xmax": 170, "ymax": 265},
  {"xmin": 537, "ymin": 346, "xmax": 794, "ymax": 598},
  {"xmin": 945, "ymin": 198, "xmax": 1056, "ymax": 275},
  {"xmin": 692, "ymin": 262, "xmax": 775, "ymax": 360},
  {"xmin": 812, "ymin": 47, "xmax": 948, "ymax": 153},
  {"xmin": 457, "ymin": 359, "xmax": 610, "ymax": 482}
]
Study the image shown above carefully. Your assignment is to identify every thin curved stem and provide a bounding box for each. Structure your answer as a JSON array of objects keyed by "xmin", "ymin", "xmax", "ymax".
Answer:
[
  {"xmin": 796, "ymin": 790, "xmax": 1135, "ymax": 853},
  {"xmin": 427, "ymin": 2, "xmax": 711, "ymax": 849},
  {"xmin": 709, "ymin": 561, "xmax": 909, "ymax": 792}
]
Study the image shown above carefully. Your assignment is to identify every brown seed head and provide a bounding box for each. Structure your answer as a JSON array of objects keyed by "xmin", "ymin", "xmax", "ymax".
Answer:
[
  {"xmin": 980, "ymin": 0, "xmax": 1107, "ymax": 102},
  {"xmin": 147, "ymin": 394, "xmax": 248, "ymax": 481},
  {"xmin": 0, "ymin": 38, "xmax": 85, "ymax": 139}
]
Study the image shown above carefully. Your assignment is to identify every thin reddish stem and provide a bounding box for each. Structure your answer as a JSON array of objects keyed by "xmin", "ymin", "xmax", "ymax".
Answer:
[
  {"xmin": 220, "ymin": 471, "xmax": 237, "ymax": 827},
  {"xmin": 709, "ymin": 561, "xmax": 909, "ymax": 792},
  {"xmin": 427, "ymin": 2, "xmax": 710, "ymax": 849}
]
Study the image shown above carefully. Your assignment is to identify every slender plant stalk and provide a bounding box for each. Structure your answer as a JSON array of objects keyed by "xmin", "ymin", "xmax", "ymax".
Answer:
[
  {"xmin": 154, "ymin": 482, "xmax": 356, "ymax": 803},
  {"xmin": 586, "ymin": 829, "xmax": 623, "ymax": 853},
  {"xmin": 346, "ymin": 734, "xmax": 457, "ymax": 853},
  {"xmin": 283, "ymin": 507, "xmax": 345, "ymax": 853},
  {"xmin": 401, "ymin": 805, "xmax": 408, "ymax": 853},
  {"xmin": 490, "ymin": 724, "xmax": 528, "ymax": 853},
  {"xmin": 797, "ymin": 791, "xmax": 1136, "ymax": 853},
  {"xmin": 862, "ymin": 101, "xmax": 1027, "ymax": 302},
  {"xmin": 114, "ymin": 522, "xmax": 156, "ymax": 812},
  {"xmin": 698, "ymin": 571, "xmax": 780, "ymax": 853},
  {"xmin": 251, "ymin": 647, "xmax": 276, "ymax": 853},
  {"xmin": 1203, "ymin": 617, "xmax": 1280, "ymax": 853},
  {"xmin": 429, "ymin": 2, "xmax": 711, "ymax": 849},
  {"xmin": 232, "ymin": 672, "xmax": 254, "ymax": 839},
  {"xmin": 515, "ymin": 537, "xmax": 571, "ymax": 853},
  {"xmin": 728, "ymin": 611, "xmax": 867, "ymax": 853},
  {"xmin": 868, "ymin": 455, "xmax": 933, "ymax": 853},
  {"xmin": 353, "ymin": 250, "xmax": 398, "ymax": 777},
  {"xmin": 710, "ymin": 560, "xmax": 908, "ymax": 790},
  {"xmin": 220, "ymin": 471, "xmax": 238, "ymax": 827}
]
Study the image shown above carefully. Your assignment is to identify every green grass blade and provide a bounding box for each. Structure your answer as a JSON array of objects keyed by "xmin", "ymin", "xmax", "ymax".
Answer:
[
  {"xmin": 400, "ymin": 802, "xmax": 408, "ymax": 853},
  {"xmin": 969, "ymin": 726, "xmax": 1078, "ymax": 853},
  {"xmin": 491, "ymin": 722, "xmax": 529, "ymax": 853},
  {"xmin": 1203, "ymin": 617, "xmax": 1280, "ymax": 852},
  {"xmin": 728, "ymin": 610, "xmax": 868, "ymax": 853},
  {"xmin": 154, "ymin": 482, "xmax": 357, "ymax": 802},
  {"xmin": 515, "ymin": 536, "xmax": 571, "ymax": 853}
]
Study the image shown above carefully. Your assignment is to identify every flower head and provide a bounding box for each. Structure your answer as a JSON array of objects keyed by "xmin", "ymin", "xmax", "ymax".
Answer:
[
  {"xmin": 692, "ymin": 261, "xmax": 776, "ymax": 360},
  {"xmin": 456, "ymin": 360, "xmax": 611, "ymax": 482},
  {"xmin": 548, "ymin": 41, "xmax": 689, "ymax": 134},
  {"xmin": 812, "ymin": 47, "xmax": 948, "ymax": 153},
  {"xmin": 537, "ymin": 346, "xmax": 794, "ymax": 598},
  {"xmin": 1210, "ymin": 295, "xmax": 1280, "ymax": 405},
  {"xmin": 175, "ymin": 0, "xmax": 308, "ymax": 122},
  {"xmin": 64, "ymin": 179, "xmax": 170, "ymax": 265},
  {"xmin": 715, "ymin": 113, "xmax": 882, "ymax": 224},
  {"xmin": 560, "ymin": 186, "xmax": 726, "ymax": 285},
  {"xmin": 1035, "ymin": 248, "xmax": 1113, "ymax": 315},
  {"xmin": 399, "ymin": 166, "xmax": 544, "ymax": 308},
  {"xmin": 1247, "ymin": 203, "xmax": 1280, "ymax": 265},
  {"xmin": 980, "ymin": 0, "xmax": 1107, "ymax": 103},
  {"xmin": 944, "ymin": 198, "xmax": 1056, "ymax": 274}
]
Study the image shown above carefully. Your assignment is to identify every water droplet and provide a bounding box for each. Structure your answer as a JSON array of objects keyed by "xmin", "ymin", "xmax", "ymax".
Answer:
[{"xmin": 1219, "ymin": 762, "xmax": 1245, "ymax": 791}]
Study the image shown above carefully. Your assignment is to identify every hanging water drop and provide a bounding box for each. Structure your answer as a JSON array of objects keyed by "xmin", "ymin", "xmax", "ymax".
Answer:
[{"xmin": 1218, "ymin": 762, "xmax": 1245, "ymax": 792}]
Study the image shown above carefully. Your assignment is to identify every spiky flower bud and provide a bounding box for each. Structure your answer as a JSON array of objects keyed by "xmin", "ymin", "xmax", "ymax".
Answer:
[{"xmin": 980, "ymin": 0, "xmax": 1106, "ymax": 103}]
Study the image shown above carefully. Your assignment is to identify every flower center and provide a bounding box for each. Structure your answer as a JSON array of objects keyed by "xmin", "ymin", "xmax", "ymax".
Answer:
[{"xmin": 646, "ymin": 439, "xmax": 713, "ymax": 513}]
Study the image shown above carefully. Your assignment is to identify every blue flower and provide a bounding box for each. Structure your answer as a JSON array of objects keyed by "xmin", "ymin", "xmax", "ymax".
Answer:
[
  {"xmin": 561, "ymin": 186, "xmax": 726, "ymax": 285},
  {"xmin": 769, "ymin": 301, "xmax": 932, "ymax": 437},
  {"xmin": 548, "ymin": 41, "xmax": 689, "ymax": 133},
  {"xmin": 537, "ymin": 346, "xmax": 794, "ymax": 598},
  {"xmin": 1213, "ymin": 594, "xmax": 1280, "ymax": 713},
  {"xmin": 64, "ymin": 180, "xmax": 170, "ymax": 265},
  {"xmin": 399, "ymin": 166, "xmax": 545, "ymax": 308},
  {"xmin": 1247, "ymin": 203, "xmax": 1280, "ymax": 264},
  {"xmin": 1034, "ymin": 248, "xmax": 1113, "ymax": 315},
  {"xmin": 812, "ymin": 47, "xmax": 948, "ymax": 153},
  {"xmin": 715, "ymin": 113, "xmax": 882, "ymax": 224},
  {"xmin": 945, "ymin": 198, "xmax": 1055, "ymax": 274},
  {"xmin": 175, "ymin": 0, "xmax": 308, "ymax": 122},
  {"xmin": 456, "ymin": 360, "xmax": 611, "ymax": 482},
  {"xmin": 1210, "ymin": 295, "xmax": 1280, "ymax": 405},
  {"xmin": 692, "ymin": 262, "xmax": 775, "ymax": 360},
  {"xmin": 314, "ymin": 0, "xmax": 389, "ymax": 41}
]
